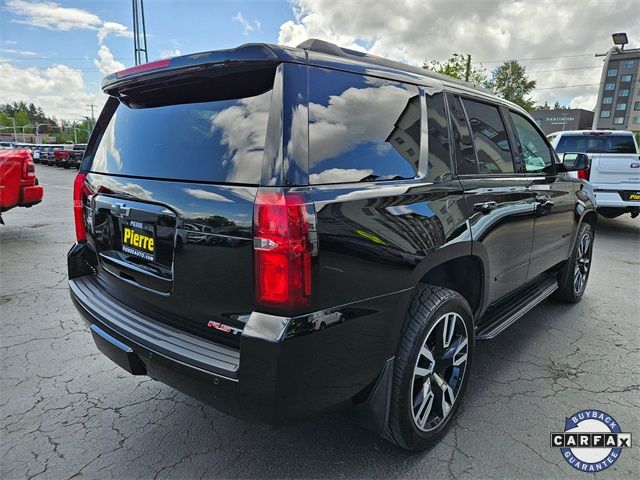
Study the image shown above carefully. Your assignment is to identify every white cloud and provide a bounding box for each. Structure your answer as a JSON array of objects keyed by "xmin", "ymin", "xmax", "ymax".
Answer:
[
  {"xmin": 94, "ymin": 45, "xmax": 125, "ymax": 75},
  {"xmin": 232, "ymin": 11, "xmax": 260, "ymax": 36},
  {"xmin": 210, "ymin": 91, "xmax": 272, "ymax": 183},
  {"xmin": 183, "ymin": 188, "xmax": 232, "ymax": 202},
  {"xmin": 0, "ymin": 61, "xmax": 104, "ymax": 119},
  {"xmin": 309, "ymin": 83, "xmax": 413, "ymax": 165},
  {"xmin": 160, "ymin": 48, "xmax": 182, "ymax": 58},
  {"xmin": 0, "ymin": 47, "xmax": 38, "ymax": 56},
  {"xmin": 8, "ymin": 0, "xmax": 130, "ymax": 44},
  {"xmin": 97, "ymin": 21, "xmax": 132, "ymax": 44},
  {"xmin": 310, "ymin": 168, "xmax": 374, "ymax": 184},
  {"xmin": 8, "ymin": 0, "xmax": 101, "ymax": 30},
  {"xmin": 278, "ymin": 0, "xmax": 640, "ymax": 109}
]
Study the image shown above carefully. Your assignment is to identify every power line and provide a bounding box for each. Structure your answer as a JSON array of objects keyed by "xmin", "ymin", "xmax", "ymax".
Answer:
[
  {"xmin": 527, "ymin": 65, "xmax": 601, "ymax": 73},
  {"xmin": 533, "ymin": 83, "xmax": 600, "ymax": 91},
  {"xmin": 473, "ymin": 53, "xmax": 595, "ymax": 64}
]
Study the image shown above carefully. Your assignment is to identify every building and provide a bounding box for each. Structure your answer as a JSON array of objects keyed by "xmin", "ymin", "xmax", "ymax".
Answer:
[
  {"xmin": 593, "ymin": 46, "xmax": 640, "ymax": 132},
  {"xmin": 530, "ymin": 109, "xmax": 594, "ymax": 135}
]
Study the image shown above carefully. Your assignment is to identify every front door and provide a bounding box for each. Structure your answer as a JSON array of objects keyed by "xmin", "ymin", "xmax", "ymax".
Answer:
[{"xmin": 506, "ymin": 110, "xmax": 575, "ymax": 279}]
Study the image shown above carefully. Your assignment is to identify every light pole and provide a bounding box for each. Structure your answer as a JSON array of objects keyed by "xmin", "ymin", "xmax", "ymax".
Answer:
[
  {"xmin": 6, "ymin": 116, "xmax": 17, "ymax": 142},
  {"xmin": 21, "ymin": 124, "xmax": 34, "ymax": 142},
  {"xmin": 592, "ymin": 32, "xmax": 629, "ymax": 129},
  {"xmin": 35, "ymin": 123, "xmax": 52, "ymax": 144}
]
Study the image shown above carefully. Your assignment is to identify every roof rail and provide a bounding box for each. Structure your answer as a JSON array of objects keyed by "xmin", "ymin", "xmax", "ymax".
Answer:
[{"xmin": 296, "ymin": 38, "xmax": 491, "ymax": 93}]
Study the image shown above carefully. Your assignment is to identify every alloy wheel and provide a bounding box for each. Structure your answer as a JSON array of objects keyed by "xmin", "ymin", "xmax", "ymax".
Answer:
[
  {"xmin": 411, "ymin": 312, "xmax": 469, "ymax": 432},
  {"xmin": 574, "ymin": 232, "xmax": 591, "ymax": 294}
]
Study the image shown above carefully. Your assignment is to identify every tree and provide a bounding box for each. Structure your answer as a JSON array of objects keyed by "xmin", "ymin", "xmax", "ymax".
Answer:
[
  {"xmin": 487, "ymin": 60, "xmax": 536, "ymax": 110},
  {"xmin": 423, "ymin": 53, "xmax": 488, "ymax": 86}
]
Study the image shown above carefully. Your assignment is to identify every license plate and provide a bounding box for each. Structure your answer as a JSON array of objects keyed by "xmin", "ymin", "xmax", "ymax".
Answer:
[
  {"xmin": 628, "ymin": 192, "xmax": 640, "ymax": 201},
  {"xmin": 122, "ymin": 223, "xmax": 156, "ymax": 261}
]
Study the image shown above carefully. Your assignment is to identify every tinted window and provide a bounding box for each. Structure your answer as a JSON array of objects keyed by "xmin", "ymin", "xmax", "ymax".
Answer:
[
  {"xmin": 555, "ymin": 134, "xmax": 637, "ymax": 154},
  {"xmin": 448, "ymin": 95, "xmax": 477, "ymax": 175},
  {"xmin": 425, "ymin": 92, "xmax": 452, "ymax": 181},
  {"xmin": 90, "ymin": 89, "xmax": 273, "ymax": 184},
  {"xmin": 308, "ymin": 68, "xmax": 420, "ymax": 184},
  {"xmin": 509, "ymin": 112, "xmax": 554, "ymax": 173},
  {"xmin": 461, "ymin": 99, "xmax": 514, "ymax": 174}
]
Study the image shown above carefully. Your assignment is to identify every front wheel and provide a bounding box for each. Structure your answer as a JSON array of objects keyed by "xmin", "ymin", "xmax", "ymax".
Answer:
[
  {"xmin": 384, "ymin": 285, "xmax": 474, "ymax": 451},
  {"xmin": 553, "ymin": 222, "xmax": 594, "ymax": 303}
]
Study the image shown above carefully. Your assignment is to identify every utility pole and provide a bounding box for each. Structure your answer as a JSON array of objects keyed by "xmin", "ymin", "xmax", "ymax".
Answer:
[
  {"xmin": 464, "ymin": 54, "xmax": 471, "ymax": 82},
  {"xmin": 87, "ymin": 104, "xmax": 96, "ymax": 128},
  {"xmin": 132, "ymin": 0, "xmax": 149, "ymax": 65}
]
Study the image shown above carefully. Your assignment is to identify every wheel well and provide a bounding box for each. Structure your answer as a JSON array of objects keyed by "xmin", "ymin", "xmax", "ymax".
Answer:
[
  {"xmin": 581, "ymin": 210, "xmax": 597, "ymax": 233},
  {"xmin": 419, "ymin": 256, "xmax": 483, "ymax": 315}
]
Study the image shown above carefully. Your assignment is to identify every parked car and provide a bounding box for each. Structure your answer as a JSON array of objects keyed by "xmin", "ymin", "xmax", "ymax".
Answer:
[
  {"xmin": 32, "ymin": 145, "xmax": 43, "ymax": 164},
  {"xmin": 68, "ymin": 40, "xmax": 597, "ymax": 451},
  {"xmin": 53, "ymin": 145, "xmax": 73, "ymax": 168},
  {"xmin": 548, "ymin": 130, "xmax": 640, "ymax": 218},
  {"xmin": 0, "ymin": 149, "xmax": 43, "ymax": 223},
  {"xmin": 69, "ymin": 143, "xmax": 87, "ymax": 169},
  {"xmin": 44, "ymin": 146, "xmax": 57, "ymax": 166}
]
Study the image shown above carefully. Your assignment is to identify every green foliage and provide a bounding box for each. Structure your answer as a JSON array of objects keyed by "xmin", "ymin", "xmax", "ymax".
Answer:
[
  {"xmin": 533, "ymin": 100, "xmax": 569, "ymax": 111},
  {"xmin": 487, "ymin": 60, "xmax": 537, "ymax": 111},
  {"xmin": 55, "ymin": 119, "xmax": 91, "ymax": 144},
  {"xmin": 423, "ymin": 53, "xmax": 488, "ymax": 86},
  {"xmin": 0, "ymin": 102, "xmax": 91, "ymax": 143}
]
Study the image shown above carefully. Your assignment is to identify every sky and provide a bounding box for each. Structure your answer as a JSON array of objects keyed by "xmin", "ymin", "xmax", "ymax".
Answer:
[{"xmin": 1, "ymin": 0, "xmax": 639, "ymax": 120}]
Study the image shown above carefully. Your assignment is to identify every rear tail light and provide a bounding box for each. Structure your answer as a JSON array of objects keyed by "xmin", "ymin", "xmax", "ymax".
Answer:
[
  {"xmin": 22, "ymin": 159, "xmax": 35, "ymax": 178},
  {"xmin": 577, "ymin": 156, "xmax": 591, "ymax": 181},
  {"xmin": 253, "ymin": 189, "xmax": 317, "ymax": 311},
  {"xmin": 577, "ymin": 168, "xmax": 590, "ymax": 181},
  {"xmin": 73, "ymin": 172, "xmax": 89, "ymax": 243}
]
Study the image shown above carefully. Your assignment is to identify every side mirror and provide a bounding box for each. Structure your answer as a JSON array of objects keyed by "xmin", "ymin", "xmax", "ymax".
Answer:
[{"xmin": 562, "ymin": 152, "xmax": 590, "ymax": 172}]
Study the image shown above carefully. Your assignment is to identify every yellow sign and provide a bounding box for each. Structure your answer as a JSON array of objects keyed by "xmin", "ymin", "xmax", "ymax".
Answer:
[{"xmin": 123, "ymin": 226, "xmax": 155, "ymax": 253}]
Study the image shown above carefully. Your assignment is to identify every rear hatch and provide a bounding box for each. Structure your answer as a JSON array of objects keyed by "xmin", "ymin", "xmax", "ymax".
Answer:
[
  {"xmin": 556, "ymin": 132, "xmax": 640, "ymax": 185},
  {"xmin": 81, "ymin": 62, "xmax": 279, "ymax": 346}
]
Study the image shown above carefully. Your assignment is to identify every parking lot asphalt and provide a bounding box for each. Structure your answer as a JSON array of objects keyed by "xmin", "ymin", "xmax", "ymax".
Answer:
[{"xmin": 1, "ymin": 164, "xmax": 639, "ymax": 480}]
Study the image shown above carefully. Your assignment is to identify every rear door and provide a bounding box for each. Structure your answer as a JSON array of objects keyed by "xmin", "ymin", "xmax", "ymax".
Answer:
[
  {"xmin": 449, "ymin": 94, "xmax": 537, "ymax": 303},
  {"xmin": 82, "ymin": 63, "xmax": 280, "ymax": 345}
]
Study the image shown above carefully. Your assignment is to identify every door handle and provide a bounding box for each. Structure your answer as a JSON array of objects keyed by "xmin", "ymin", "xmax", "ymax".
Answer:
[
  {"xmin": 535, "ymin": 194, "xmax": 554, "ymax": 207},
  {"xmin": 474, "ymin": 201, "xmax": 498, "ymax": 214}
]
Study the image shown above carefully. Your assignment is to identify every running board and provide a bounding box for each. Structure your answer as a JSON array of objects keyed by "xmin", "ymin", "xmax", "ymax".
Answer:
[{"xmin": 476, "ymin": 275, "xmax": 558, "ymax": 340}]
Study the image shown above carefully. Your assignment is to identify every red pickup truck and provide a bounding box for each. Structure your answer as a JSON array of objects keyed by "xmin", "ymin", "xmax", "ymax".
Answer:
[{"xmin": 0, "ymin": 149, "xmax": 44, "ymax": 223}]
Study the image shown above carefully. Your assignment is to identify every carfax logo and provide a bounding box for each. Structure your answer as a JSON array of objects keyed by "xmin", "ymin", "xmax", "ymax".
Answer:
[{"xmin": 551, "ymin": 410, "xmax": 632, "ymax": 472}]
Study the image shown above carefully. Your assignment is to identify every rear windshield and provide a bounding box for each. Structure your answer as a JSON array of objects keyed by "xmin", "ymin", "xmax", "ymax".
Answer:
[
  {"xmin": 555, "ymin": 134, "xmax": 637, "ymax": 154},
  {"xmin": 90, "ymin": 88, "xmax": 273, "ymax": 184}
]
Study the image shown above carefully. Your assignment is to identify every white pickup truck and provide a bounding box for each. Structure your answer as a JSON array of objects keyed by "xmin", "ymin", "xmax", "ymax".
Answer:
[{"xmin": 548, "ymin": 130, "xmax": 640, "ymax": 219}]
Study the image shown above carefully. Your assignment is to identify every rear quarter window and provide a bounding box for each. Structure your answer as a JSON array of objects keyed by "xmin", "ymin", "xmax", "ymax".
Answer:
[{"xmin": 308, "ymin": 68, "xmax": 421, "ymax": 185}]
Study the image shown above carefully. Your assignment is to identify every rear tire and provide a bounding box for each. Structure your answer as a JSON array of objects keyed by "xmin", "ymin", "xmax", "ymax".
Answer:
[
  {"xmin": 553, "ymin": 222, "xmax": 594, "ymax": 303},
  {"xmin": 384, "ymin": 285, "xmax": 474, "ymax": 451}
]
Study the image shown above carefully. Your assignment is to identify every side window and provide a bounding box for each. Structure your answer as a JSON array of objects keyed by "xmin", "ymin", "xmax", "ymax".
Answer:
[
  {"xmin": 448, "ymin": 95, "xmax": 477, "ymax": 175},
  {"xmin": 308, "ymin": 68, "xmax": 420, "ymax": 185},
  {"xmin": 461, "ymin": 99, "xmax": 514, "ymax": 174},
  {"xmin": 425, "ymin": 92, "xmax": 452, "ymax": 181},
  {"xmin": 509, "ymin": 112, "xmax": 554, "ymax": 173}
]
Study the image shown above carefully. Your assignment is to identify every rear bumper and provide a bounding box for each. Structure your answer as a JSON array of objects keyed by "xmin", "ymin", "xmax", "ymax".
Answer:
[
  {"xmin": 68, "ymin": 244, "xmax": 407, "ymax": 426},
  {"xmin": 21, "ymin": 184, "xmax": 43, "ymax": 206},
  {"xmin": 594, "ymin": 189, "xmax": 640, "ymax": 209}
]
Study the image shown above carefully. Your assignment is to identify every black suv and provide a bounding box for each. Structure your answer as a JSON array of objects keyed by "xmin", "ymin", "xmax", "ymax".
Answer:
[{"xmin": 68, "ymin": 40, "xmax": 596, "ymax": 451}]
